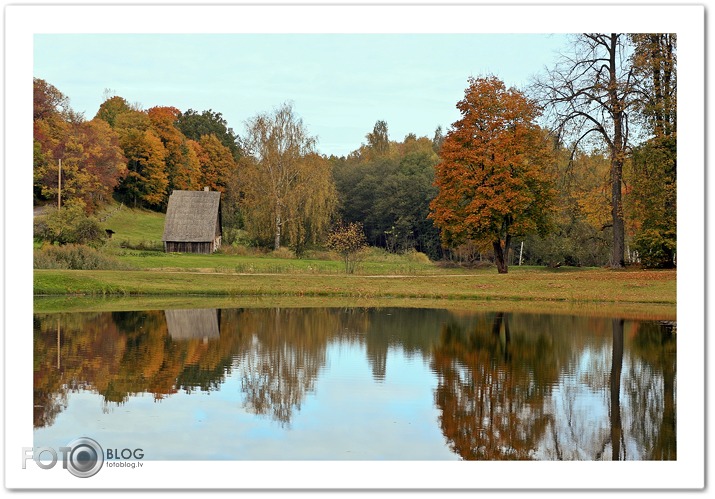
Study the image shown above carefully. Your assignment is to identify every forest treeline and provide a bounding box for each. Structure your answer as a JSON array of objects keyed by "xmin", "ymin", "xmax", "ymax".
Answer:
[{"xmin": 33, "ymin": 33, "xmax": 676, "ymax": 270}]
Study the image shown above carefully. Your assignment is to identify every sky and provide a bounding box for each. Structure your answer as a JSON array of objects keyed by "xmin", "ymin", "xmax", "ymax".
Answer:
[{"xmin": 34, "ymin": 33, "xmax": 569, "ymax": 157}]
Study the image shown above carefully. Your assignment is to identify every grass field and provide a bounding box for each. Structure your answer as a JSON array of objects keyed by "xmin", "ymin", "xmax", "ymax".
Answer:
[
  {"xmin": 34, "ymin": 267, "xmax": 676, "ymax": 306},
  {"xmin": 35, "ymin": 204, "xmax": 676, "ymax": 318},
  {"xmin": 115, "ymin": 249, "xmax": 455, "ymax": 275},
  {"xmin": 99, "ymin": 202, "xmax": 165, "ymax": 246}
]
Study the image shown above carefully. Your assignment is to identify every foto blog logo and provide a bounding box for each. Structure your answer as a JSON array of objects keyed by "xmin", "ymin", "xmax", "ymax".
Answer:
[{"xmin": 22, "ymin": 437, "xmax": 104, "ymax": 478}]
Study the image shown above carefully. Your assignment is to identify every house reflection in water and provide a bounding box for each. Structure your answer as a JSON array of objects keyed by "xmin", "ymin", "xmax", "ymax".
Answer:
[{"xmin": 165, "ymin": 309, "xmax": 220, "ymax": 343}]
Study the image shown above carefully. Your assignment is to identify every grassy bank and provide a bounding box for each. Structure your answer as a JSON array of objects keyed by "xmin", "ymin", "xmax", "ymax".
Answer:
[
  {"xmin": 32, "ymin": 293, "xmax": 677, "ymax": 320},
  {"xmin": 34, "ymin": 268, "xmax": 676, "ymax": 307}
]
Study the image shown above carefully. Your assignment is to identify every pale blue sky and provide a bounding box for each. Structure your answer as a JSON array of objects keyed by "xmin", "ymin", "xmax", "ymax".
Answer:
[{"xmin": 34, "ymin": 33, "xmax": 569, "ymax": 157}]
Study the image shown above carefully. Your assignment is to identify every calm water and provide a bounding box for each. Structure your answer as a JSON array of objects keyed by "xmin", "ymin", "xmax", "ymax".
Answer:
[{"xmin": 33, "ymin": 308, "xmax": 676, "ymax": 460}]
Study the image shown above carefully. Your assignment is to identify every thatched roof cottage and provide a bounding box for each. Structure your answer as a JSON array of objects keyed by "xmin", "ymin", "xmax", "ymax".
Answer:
[{"xmin": 162, "ymin": 188, "xmax": 221, "ymax": 253}]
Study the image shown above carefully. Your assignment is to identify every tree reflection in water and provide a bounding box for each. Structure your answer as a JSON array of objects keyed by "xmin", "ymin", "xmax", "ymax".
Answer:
[
  {"xmin": 33, "ymin": 308, "xmax": 676, "ymax": 460},
  {"xmin": 430, "ymin": 313, "xmax": 677, "ymax": 461},
  {"xmin": 431, "ymin": 312, "xmax": 555, "ymax": 460},
  {"xmin": 626, "ymin": 321, "xmax": 676, "ymax": 460},
  {"xmin": 231, "ymin": 308, "xmax": 334, "ymax": 426}
]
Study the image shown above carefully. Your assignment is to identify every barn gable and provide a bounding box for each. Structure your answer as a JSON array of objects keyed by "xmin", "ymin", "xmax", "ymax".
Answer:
[{"xmin": 162, "ymin": 190, "xmax": 222, "ymax": 253}]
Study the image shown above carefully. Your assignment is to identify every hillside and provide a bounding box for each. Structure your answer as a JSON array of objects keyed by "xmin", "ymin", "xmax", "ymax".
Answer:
[{"xmin": 99, "ymin": 203, "xmax": 165, "ymax": 247}]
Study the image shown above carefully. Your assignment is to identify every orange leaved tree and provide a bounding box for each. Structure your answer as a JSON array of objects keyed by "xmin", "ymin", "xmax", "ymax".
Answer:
[{"xmin": 430, "ymin": 76, "xmax": 555, "ymax": 273}]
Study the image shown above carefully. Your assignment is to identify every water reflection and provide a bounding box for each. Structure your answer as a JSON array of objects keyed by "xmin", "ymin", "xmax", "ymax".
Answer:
[
  {"xmin": 165, "ymin": 309, "xmax": 220, "ymax": 341},
  {"xmin": 33, "ymin": 308, "xmax": 676, "ymax": 460}
]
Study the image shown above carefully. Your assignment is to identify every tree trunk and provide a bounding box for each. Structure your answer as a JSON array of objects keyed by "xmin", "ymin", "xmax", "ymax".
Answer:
[
  {"xmin": 274, "ymin": 207, "xmax": 282, "ymax": 250},
  {"xmin": 493, "ymin": 234, "xmax": 510, "ymax": 274},
  {"xmin": 492, "ymin": 312, "xmax": 511, "ymax": 362},
  {"xmin": 657, "ymin": 325, "xmax": 677, "ymax": 459},
  {"xmin": 611, "ymin": 156, "xmax": 626, "ymax": 268},
  {"xmin": 608, "ymin": 34, "xmax": 626, "ymax": 268},
  {"xmin": 610, "ymin": 318, "xmax": 624, "ymax": 460}
]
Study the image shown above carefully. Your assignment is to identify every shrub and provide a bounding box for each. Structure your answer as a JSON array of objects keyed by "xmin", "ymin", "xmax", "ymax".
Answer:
[
  {"xmin": 404, "ymin": 249, "xmax": 431, "ymax": 264},
  {"xmin": 34, "ymin": 205, "xmax": 105, "ymax": 246},
  {"xmin": 216, "ymin": 244, "xmax": 266, "ymax": 257},
  {"xmin": 327, "ymin": 222, "xmax": 367, "ymax": 274},
  {"xmin": 34, "ymin": 244, "xmax": 133, "ymax": 270},
  {"xmin": 117, "ymin": 239, "xmax": 163, "ymax": 251},
  {"xmin": 632, "ymin": 229, "xmax": 676, "ymax": 269},
  {"xmin": 271, "ymin": 247, "xmax": 296, "ymax": 259}
]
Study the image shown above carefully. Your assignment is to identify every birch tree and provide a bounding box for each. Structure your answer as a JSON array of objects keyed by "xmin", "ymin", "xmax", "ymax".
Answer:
[{"xmin": 239, "ymin": 102, "xmax": 336, "ymax": 250}]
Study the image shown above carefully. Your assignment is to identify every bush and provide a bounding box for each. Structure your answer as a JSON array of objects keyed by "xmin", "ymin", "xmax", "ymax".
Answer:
[
  {"xmin": 403, "ymin": 249, "xmax": 431, "ymax": 264},
  {"xmin": 216, "ymin": 244, "xmax": 266, "ymax": 257},
  {"xmin": 117, "ymin": 239, "xmax": 163, "ymax": 251},
  {"xmin": 271, "ymin": 247, "xmax": 296, "ymax": 259},
  {"xmin": 34, "ymin": 244, "xmax": 133, "ymax": 270},
  {"xmin": 327, "ymin": 222, "xmax": 368, "ymax": 274},
  {"xmin": 632, "ymin": 229, "xmax": 676, "ymax": 269},
  {"xmin": 34, "ymin": 205, "xmax": 105, "ymax": 246}
]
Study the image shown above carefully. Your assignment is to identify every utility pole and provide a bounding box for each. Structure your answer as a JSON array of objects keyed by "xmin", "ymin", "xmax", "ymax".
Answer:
[{"xmin": 57, "ymin": 158, "xmax": 62, "ymax": 211}]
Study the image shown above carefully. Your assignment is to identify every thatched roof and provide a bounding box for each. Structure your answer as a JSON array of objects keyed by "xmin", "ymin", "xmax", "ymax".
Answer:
[
  {"xmin": 162, "ymin": 190, "xmax": 221, "ymax": 242},
  {"xmin": 165, "ymin": 309, "xmax": 220, "ymax": 340}
]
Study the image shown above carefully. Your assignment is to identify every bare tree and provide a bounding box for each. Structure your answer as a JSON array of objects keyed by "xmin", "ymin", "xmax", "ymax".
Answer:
[{"xmin": 533, "ymin": 34, "xmax": 640, "ymax": 268}]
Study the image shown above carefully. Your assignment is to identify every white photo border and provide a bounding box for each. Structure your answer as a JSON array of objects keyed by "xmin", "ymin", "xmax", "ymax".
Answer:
[{"xmin": 4, "ymin": 2, "xmax": 705, "ymax": 490}]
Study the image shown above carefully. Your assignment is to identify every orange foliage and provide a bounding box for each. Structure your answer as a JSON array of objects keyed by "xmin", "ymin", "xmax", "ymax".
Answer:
[{"xmin": 430, "ymin": 77, "xmax": 555, "ymax": 271}]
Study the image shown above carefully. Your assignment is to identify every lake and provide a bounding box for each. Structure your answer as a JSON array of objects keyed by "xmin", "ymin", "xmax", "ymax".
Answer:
[{"xmin": 33, "ymin": 307, "xmax": 676, "ymax": 460}]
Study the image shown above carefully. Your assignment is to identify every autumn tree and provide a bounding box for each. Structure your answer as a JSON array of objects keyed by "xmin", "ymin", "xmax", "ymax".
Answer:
[
  {"xmin": 196, "ymin": 134, "xmax": 236, "ymax": 192},
  {"xmin": 68, "ymin": 119, "xmax": 127, "ymax": 209},
  {"xmin": 95, "ymin": 101, "xmax": 169, "ymax": 208},
  {"xmin": 326, "ymin": 222, "xmax": 367, "ymax": 273},
  {"xmin": 95, "ymin": 95, "xmax": 132, "ymax": 127},
  {"xmin": 365, "ymin": 119, "xmax": 390, "ymax": 157},
  {"xmin": 430, "ymin": 76, "xmax": 555, "ymax": 274},
  {"xmin": 147, "ymin": 106, "xmax": 202, "ymax": 192},
  {"xmin": 111, "ymin": 109, "xmax": 168, "ymax": 208},
  {"xmin": 533, "ymin": 34, "xmax": 640, "ymax": 268},
  {"xmin": 523, "ymin": 147, "xmax": 613, "ymax": 267},
  {"xmin": 34, "ymin": 79, "xmax": 126, "ymax": 213},
  {"xmin": 630, "ymin": 34, "xmax": 676, "ymax": 139},
  {"xmin": 239, "ymin": 102, "xmax": 337, "ymax": 251},
  {"xmin": 33, "ymin": 78, "xmax": 72, "ymax": 121},
  {"xmin": 626, "ymin": 34, "xmax": 677, "ymax": 268},
  {"xmin": 176, "ymin": 108, "xmax": 241, "ymax": 161}
]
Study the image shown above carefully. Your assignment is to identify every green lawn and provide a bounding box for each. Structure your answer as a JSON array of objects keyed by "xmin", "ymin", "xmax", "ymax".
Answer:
[
  {"xmin": 99, "ymin": 203, "xmax": 165, "ymax": 246},
  {"xmin": 114, "ymin": 250, "xmax": 452, "ymax": 275},
  {"xmin": 34, "ymin": 268, "xmax": 676, "ymax": 311}
]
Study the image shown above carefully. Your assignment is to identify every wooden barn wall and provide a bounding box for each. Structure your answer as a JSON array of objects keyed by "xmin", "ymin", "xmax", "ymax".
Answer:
[{"xmin": 164, "ymin": 241, "xmax": 214, "ymax": 254}]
